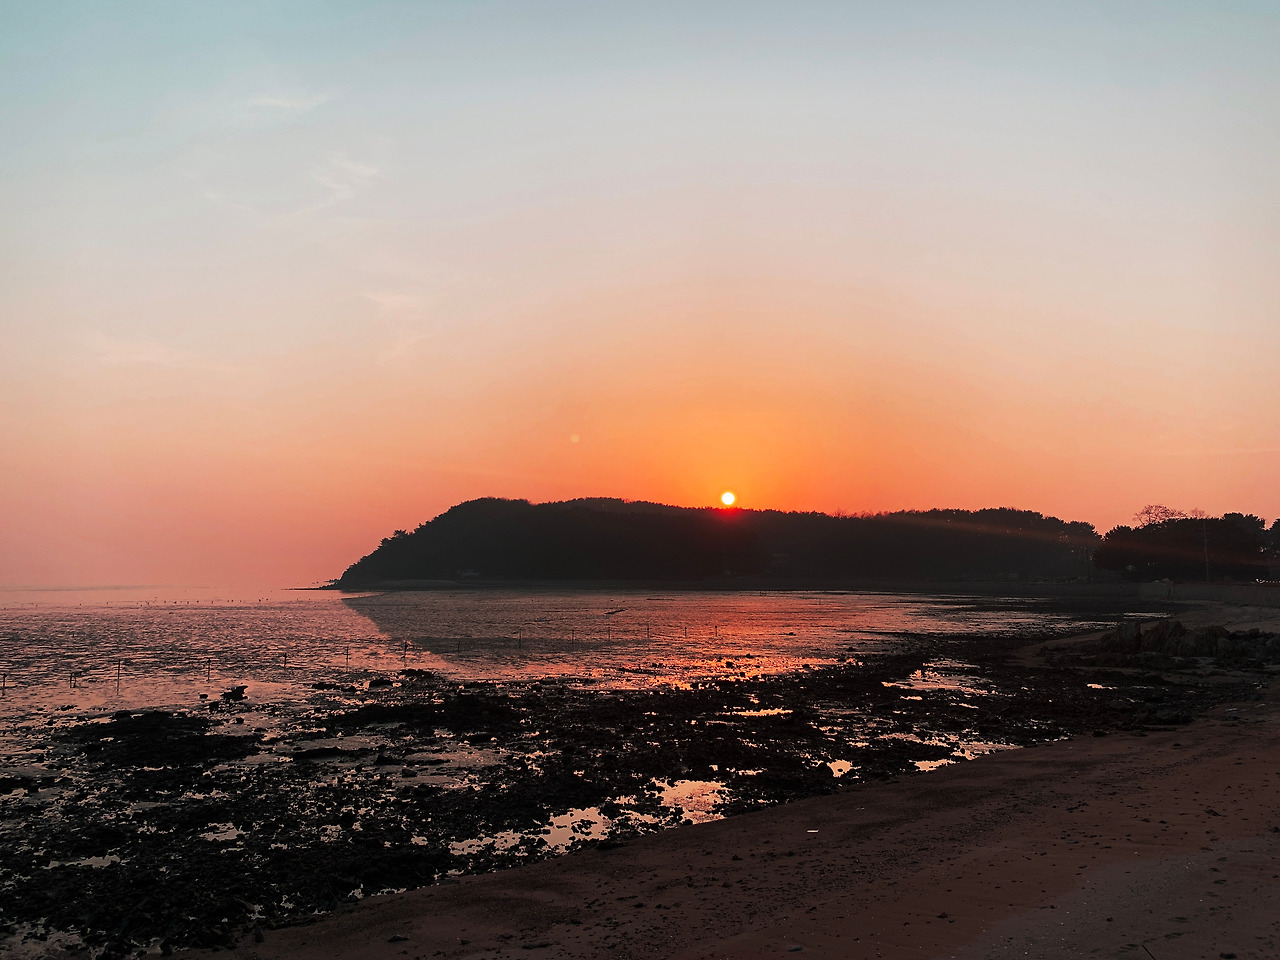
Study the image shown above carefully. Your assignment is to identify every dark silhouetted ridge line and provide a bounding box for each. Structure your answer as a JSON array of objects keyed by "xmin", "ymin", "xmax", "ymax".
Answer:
[{"xmin": 335, "ymin": 498, "xmax": 1104, "ymax": 587}]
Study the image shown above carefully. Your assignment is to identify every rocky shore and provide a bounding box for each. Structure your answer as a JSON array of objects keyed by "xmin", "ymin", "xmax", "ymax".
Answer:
[{"xmin": 1, "ymin": 606, "xmax": 1275, "ymax": 959}]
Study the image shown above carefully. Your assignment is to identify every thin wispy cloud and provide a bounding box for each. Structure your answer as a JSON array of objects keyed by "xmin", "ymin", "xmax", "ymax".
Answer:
[
  {"xmin": 81, "ymin": 333, "xmax": 242, "ymax": 377},
  {"xmin": 364, "ymin": 290, "xmax": 424, "ymax": 313},
  {"xmin": 189, "ymin": 152, "xmax": 382, "ymax": 223},
  {"xmin": 364, "ymin": 291, "xmax": 430, "ymax": 363},
  {"xmin": 249, "ymin": 93, "xmax": 331, "ymax": 112},
  {"xmin": 188, "ymin": 175, "xmax": 260, "ymax": 217},
  {"xmin": 312, "ymin": 155, "xmax": 382, "ymax": 206},
  {"xmin": 378, "ymin": 332, "xmax": 430, "ymax": 363},
  {"xmin": 86, "ymin": 334, "xmax": 195, "ymax": 368}
]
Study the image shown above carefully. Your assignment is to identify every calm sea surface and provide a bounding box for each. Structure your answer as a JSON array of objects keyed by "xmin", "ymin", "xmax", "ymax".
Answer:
[
  {"xmin": 0, "ymin": 586, "xmax": 1119, "ymax": 720},
  {"xmin": 1, "ymin": 585, "xmax": 1166, "ymax": 950}
]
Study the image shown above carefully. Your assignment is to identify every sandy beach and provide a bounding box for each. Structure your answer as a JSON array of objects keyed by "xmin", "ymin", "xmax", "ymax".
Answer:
[{"xmin": 213, "ymin": 605, "xmax": 1280, "ymax": 960}]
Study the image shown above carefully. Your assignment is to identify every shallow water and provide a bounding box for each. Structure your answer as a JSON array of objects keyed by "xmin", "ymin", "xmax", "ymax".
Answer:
[
  {"xmin": 0, "ymin": 586, "xmax": 1112, "ymax": 718},
  {"xmin": 1, "ymin": 586, "xmax": 1191, "ymax": 955}
]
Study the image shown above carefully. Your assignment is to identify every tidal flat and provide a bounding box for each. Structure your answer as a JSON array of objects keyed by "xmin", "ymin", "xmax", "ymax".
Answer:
[{"xmin": 0, "ymin": 592, "xmax": 1269, "ymax": 957}]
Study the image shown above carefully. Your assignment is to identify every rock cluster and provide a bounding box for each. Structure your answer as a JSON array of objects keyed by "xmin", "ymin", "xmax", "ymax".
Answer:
[
  {"xmin": 1, "ymin": 627, "xmax": 1258, "ymax": 958},
  {"xmin": 1099, "ymin": 619, "xmax": 1280, "ymax": 664}
]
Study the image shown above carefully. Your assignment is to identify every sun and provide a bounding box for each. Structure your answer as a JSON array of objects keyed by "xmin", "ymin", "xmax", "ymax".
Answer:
[{"xmin": 720, "ymin": 491, "xmax": 736, "ymax": 507}]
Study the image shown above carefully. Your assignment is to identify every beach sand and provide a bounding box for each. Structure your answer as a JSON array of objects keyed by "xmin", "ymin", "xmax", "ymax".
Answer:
[{"xmin": 218, "ymin": 607, "xmax": 1280, "ymax": 960}]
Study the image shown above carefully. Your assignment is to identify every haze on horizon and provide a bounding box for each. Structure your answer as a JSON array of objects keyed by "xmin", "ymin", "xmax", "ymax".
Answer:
[{"xmin": 2, "ymin": 2, "xmax": 1278, "ymax": 590}]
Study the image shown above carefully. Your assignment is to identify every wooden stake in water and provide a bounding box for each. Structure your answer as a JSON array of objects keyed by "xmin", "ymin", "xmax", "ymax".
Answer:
[
  {"xmin": 1, "ymin": 673, "xmax": 6, "ymax": 697},
  {"xmin": 345, "ymin": 646, "xmax": 350, "ymax": 669},
  {"xmin": 116, "ymin": 661, "xmax": 121, "ymax": 694}
]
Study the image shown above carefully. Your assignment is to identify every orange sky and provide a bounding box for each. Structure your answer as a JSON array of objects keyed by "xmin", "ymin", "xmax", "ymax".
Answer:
[{"xmin": 2, "ymin": 4, "xmax": 1278, "ymax": 588}]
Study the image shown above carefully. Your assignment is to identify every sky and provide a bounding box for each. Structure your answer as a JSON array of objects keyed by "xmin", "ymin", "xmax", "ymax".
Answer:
[{"xmin": 2, "ymin": 1, "xmax": 1278, "ymax": 589}]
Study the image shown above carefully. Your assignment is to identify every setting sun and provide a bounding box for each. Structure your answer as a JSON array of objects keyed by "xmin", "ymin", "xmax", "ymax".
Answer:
[{"xmin": 720, "ymin": 491, "xmax": 736, "ymax": 506}]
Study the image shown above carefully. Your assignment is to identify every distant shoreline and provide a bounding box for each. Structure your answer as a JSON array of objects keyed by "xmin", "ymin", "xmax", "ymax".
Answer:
[
  {"xmin": 322, "ymin": 577, "xmax": 1133, "ymax": 593},
  {"xmin": 318, "ymin": 577, "xmax": 1280, "ymax": 607}
]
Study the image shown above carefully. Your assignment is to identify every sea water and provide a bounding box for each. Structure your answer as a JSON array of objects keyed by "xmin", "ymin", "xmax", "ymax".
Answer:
[
  {"xmin": 0, "ymin": 586, "xmax": 1114, "ymax": 720},
  {"xmin": 0, "ymin": 585, "xmax": 1164, "ymax": 946}
]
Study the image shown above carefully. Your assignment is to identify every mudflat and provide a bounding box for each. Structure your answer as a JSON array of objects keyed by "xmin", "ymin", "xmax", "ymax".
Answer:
[
  {"xmin": 237, "ymin": 607, "xmax": 1280, "ymax": 960},
  {"xmin": 17, "ymin": 592, "xmax": 1225, "ymax": 957}
]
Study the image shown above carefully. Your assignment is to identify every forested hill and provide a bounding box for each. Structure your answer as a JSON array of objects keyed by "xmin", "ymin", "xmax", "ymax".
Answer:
[{"xmin": 335, "ymin": 498, "xmax": 1098, "ymax": 586}]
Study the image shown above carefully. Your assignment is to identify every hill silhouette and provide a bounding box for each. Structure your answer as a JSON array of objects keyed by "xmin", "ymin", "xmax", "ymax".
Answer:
[{"xmin": 335, "ymin": 498, "xmax": 1099, "ymax": 586}]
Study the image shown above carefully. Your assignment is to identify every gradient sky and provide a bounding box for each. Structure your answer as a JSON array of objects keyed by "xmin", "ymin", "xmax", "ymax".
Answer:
[{"xmin": 2, "ymin": 2, "xmax": 1278, "ymax": 588}]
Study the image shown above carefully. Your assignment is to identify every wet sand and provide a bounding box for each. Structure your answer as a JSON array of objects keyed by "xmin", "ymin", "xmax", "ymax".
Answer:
[{"xmin": 232, "ymin": 608, "xmax": 1280, "ymax": 960}]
